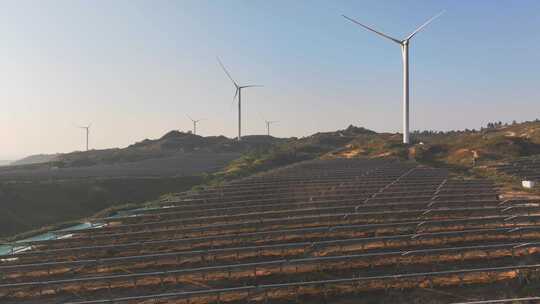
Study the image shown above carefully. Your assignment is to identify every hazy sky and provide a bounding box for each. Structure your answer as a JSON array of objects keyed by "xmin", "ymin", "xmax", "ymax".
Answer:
[{"xmin": 1, "ymin": 0, "xmax": 539, "ymax": 159}]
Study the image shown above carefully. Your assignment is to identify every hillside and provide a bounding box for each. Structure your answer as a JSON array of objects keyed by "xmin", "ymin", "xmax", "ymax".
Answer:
[
  {"xmin": 411, "ymin": 121, "xmax": 540, "ymax": 168},
  {"xmin": 10, "ymin": 131, "xmax": 288, "ymax": 169},
  {"xmin": 3, "ymin": 121, "xmax": 540, "ymax": 239},
  {"xmin": 193, "ymin": 125, "xmax": 394, "ymax": 187},
  {"xmin": 322, "ymin": 121, "xmax": 540, "ymax": 195},
  {"xmin": 10, "ymin": 154, "xmax": 59, "ymax": 166},
  {"xmin": 0, "ymin": 131, "xmax": 289, "ymax": 238},
  {"xmin": 202, "ymin": 121, "xmax": 540, "ymax": 195}
]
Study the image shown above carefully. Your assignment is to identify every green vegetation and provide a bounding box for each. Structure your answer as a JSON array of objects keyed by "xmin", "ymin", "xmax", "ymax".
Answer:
[
  {"xmin": 189, "ymin": 126, "xmax": 379, "ymax": 190},
  {"xmin": 331, "ymin": 120, "xmax": 540, "ymax": 193}
]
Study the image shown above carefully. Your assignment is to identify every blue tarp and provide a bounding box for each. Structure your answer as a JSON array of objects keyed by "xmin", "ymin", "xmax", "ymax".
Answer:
[{"xmin": 0, "ymin": 222, "xmax": 97, "ymax": 256}]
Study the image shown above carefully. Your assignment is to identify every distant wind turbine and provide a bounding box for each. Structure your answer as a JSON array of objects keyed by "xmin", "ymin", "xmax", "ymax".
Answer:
[
  {"xmin": 187, "ymin": 115, "xmax": 205, "ymax": 135},
  {"xmin": 264, "ymin": 120, "xmax": 278, "ymax": 136},
  {"xmin": 342, "ymin": 11, "xmax": 444, "ymax": 144},
  {"xmin": 78, "ymin": 124, "xmax": 91, "ymax": 151},
  {"xmin": 217, "ymin": 57, "xmax": 262, "ymax": 141}
]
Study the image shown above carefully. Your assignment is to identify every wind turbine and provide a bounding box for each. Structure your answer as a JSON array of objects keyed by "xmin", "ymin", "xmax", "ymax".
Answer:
[
  {"xmin": 78, "ymin": 124, "xmax": 91, "ymax": 151},
  {"xmin": 187, "ymin": 115, "xmax": 205, "ymax": 135},
  {"xmin": 264, "ymin": 120, "xmax": 278, "ymax": 136},
  {"xmin": 217, "ymin": 57, "xmax": 263, "ymax": 141},
  {"xmin": 342, "ymin": 11, "xmax": 444, "ymax": 144}
]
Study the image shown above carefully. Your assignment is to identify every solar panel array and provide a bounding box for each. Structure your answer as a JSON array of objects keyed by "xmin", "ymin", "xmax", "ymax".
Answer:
[
  {"xmin": 495, "ymin": 156, "xmax": 540, "ymax": 182},
  {"xmin": 1, "ymin": 158, "xmax": 540, "ymax": 303}
]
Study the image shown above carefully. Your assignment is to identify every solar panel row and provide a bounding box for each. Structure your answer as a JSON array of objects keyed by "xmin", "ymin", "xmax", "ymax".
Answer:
[{"xmin": 495, "ymin": 156, "xmax": 540, "ymax": 181}]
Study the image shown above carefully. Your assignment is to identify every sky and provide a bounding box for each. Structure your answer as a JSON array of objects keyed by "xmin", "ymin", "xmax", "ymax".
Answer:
[{"xmin": 0, "ymin": 0, "xmax": 539, "ymax": 160}]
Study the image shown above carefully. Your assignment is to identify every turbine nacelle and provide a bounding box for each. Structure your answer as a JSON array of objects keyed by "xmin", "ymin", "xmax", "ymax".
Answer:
[
  {"xmin": 232, "ymin": 85, "xmax": 263, "ymax": 104},
  {"xmin": 187, "ymin": 115, "xmax": 205, "ymax": 124}
]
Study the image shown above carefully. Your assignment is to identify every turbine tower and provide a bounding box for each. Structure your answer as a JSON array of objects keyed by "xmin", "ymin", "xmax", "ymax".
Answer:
[
  {"xmin": 187, "ymin": 115, "xmax": 204, "ymax": 135},
  {"xmin": 264, "ymin": 120, "xmax": 278, "ymax": 136},
  {"xmin": 217, "ymin": 57, "xmax": 262, "ymax": 141},
  {"xmin": 78, "ymin": 124, "xmax": 91, "ymax": 151},
  {"xmin": 342, "ymin": 11, "xmax": 444, "ymax": 144}
]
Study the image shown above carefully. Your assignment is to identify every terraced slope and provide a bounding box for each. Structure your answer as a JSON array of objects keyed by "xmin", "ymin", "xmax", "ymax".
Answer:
[{"xmin": 1, "ymin": 159, "xmax": 540, "ymax": 303}]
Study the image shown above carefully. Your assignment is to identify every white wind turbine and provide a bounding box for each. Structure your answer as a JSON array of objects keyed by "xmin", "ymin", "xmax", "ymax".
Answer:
[
  {"xmin": 217, "ymin": 57, "xmax": 263, "ymax": 141},
  {"xmin": 78, "ymin": 124, "xmax": 91, "ymax": 151},
  {"xmin": 342, "ymin": 11, "xmax": 444, "ymax": 144},
  {"xmin": 264, "ymin": 119, "xmax": 278, "ymax": 136},
  {"xmin": 187, "ymin": 115, "xmax": 205, "ymax": 135}
]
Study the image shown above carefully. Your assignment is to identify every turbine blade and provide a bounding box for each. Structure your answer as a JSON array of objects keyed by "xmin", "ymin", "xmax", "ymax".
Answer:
[
  {"xmin": 217, "ymin": 57, "xmax": 239, "ymax": 87},
  {"xmin": 231, "ymin": 87, "xmax": 239, "ymax": 108},
  {"xmin": 342, "ymin": 15, "xmax": 402, "ymax": 44},
  {"xmin": 186, "ymin": 114, "xmax": 194, "ymax": 122},
  {"xmin": 405, "ymin": 10, "xmax": 445, "ymax": 41},
  {"xmin": 241, "ymin": 85, "xmax": 263, "ymax": 88},
  {"xmin": 233, "ymin": 87, "xmax": 239, "ymax": 101}
]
